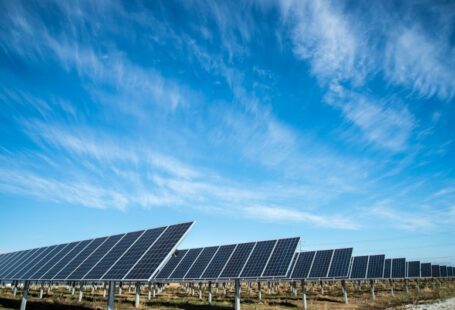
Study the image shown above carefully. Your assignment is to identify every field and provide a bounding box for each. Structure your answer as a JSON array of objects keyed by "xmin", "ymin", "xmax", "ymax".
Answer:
[{"xmin": 1, "ymin": 280, "xmax": 454, "ymax": 309}]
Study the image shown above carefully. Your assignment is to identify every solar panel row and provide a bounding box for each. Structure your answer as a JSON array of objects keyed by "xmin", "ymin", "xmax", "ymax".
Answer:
[
  {"xmin": 155, "ymin": 237, "xmax": 300, "ymax": 280},
  {"xmin": 0, "ymin": 222, "xmax": 193, "ymax": 282},
  {"xmin": 289, "ymin": 248, "xmax": 353, "ymax": 279},
  {"xmin": 349, "ymin": 255, "xmax": 385, "ymax": 280}
]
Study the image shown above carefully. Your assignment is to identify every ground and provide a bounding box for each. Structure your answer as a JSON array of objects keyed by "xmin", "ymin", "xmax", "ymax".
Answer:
[{"xmin": 0, "ymin": 280, "xmax": 454, "ymax": 309}]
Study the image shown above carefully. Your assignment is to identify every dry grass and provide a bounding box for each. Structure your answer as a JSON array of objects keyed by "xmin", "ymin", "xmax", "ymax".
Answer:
[{"xmin": 0, "ymin": 280, "xmax": 454, "ymax": 309}]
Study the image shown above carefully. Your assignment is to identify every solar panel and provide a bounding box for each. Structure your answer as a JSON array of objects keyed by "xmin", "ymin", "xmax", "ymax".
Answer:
[
  {"xmin": 391, "ymin": 258, "xmax": 406, "ymax": 278},
  {"xmin": 432, "ymin": 265, "xmax": 440, "ymax": 278},
  {"xmin": 327, "ymin": 248, "xmax": 353, "ymax": 278},
  {"xmin": 53, "ymin": 237, "xmax": 107, "ymax": 280},
  {"xmin": 0, "ymin": 222, "xmax": 194, "ymax": 282},
  {"xmin": 350, "ymin": 256, "xmax": 368, "ymax": 279},
  {"xmin": 169, "ymin": 248, "xmax": 203, "ymax": 279},
  {"xmin": 220, "ymin": 242, "xmax": 255, "ymax": 278},
  {"xmin": 42, "ymin": 240, "xmax": 92, "ymax": 280},
  {"xmin": 421, "ymin": 263, "xmax": 431, "ymax": 278},
  {"xmin": 102, "ymin": 227, "xmax": 166, "ymax": 280},
  {"xmin": 290, "ymin": 251, "xmax": 315, "ymax": 279},
  {"xmin": 383, "ymin": 259, "xmax": 392, "ymax": 278},
  {"xmin": 155, "ymin": 250, "xmax": 188, "ymax": 279},
  {"xmin": 201, "ymin": 245, "xmax": 236, "ymax": 279},
  {"xmin": 84, "ymin": 230, "xmax": 144, "ymax": 280},
  {"xmin": 407, "ymin": 261, "xmax": 420, "ymax": 278},
  {"xmin": 184, "ymin": 247, "xmax": 218, "ymax": 279},
  {"xmin": 240, "ymin": 240, "xmax": 276, "ymax": 278},
  {"xmin": 124, "ymin": 222, "xmax": 193, "ymax": 281},
  {"xmin": 366, "ymin": 255, "xmax": 385, "ymax": 279},
  {"xmin": 440, "ymin": 266, "xmax": 448, "ymax": 277},
  {"xmin": 262, "ymin": 238, "xmax": 299, "ymax": 278},
  {"xmin": 448, "ymin": 267, "xmax": 453, "ymax": 277},
  {"xmin": 308, "ymin": 250, "xmax": 333, "ymax": 278}
]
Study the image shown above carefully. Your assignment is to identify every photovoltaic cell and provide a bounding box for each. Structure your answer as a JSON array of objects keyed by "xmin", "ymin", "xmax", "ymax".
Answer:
[
  {"xmin": 185, "ymin": 247, "xmax": 218, "ymax": 279},
  {"xmin": 155, "ymin": 250, "xmax": 188, "ymax": 279},
  {"xmin": 391, "ymin": 258, "xmax": 406, "ymax": 278},
  {"xmin": 220, "ymin": 242, "xmax": 255, "ymax": 278},
  {"xmin": 383, "ymin": 259, "xmax": 392, "ymax": 278},
  {"xmin": 12, "ymin": 248, "xmax": 49, "ymax": 280},
  {"xmin": 421, "ymin": 263, "xmax": 431, "ymax": 278},
  {"xmin": 262, "ymin": 238, "xmax": 299, "ymax": 278},
  {"xmin": 42, "ymin": 240, "xmax": 91, "ymax": 280},
  {"xmin": 1, "ymin": 250, "xmax": 35, "ymax": 279},
  {"xmin": 84, "ymin": 230, "xmax": 144, "ymax": 280},
  {"xmin": 308, "ymin": 250, "xmax": 333, "ymax": 279},
  {"xmin": 53, "ymin": 237, "xmax": 106, "ymax": 280},
  {"xmin": 202, "ymin": 245, "xmax": 236, "ymax": 279},
  {"xmin": 29, "ymin": 244, "xmax": 71, "ymax": 280},
  {"xmin": 20, "ymin": 246, "xmax": 59, "ymax": 280},
  {"xmin": 440, "ymin": 266, "xmax": 447, "ymax": 277},
  {"xmin": 432, "ymin": 265, "xmax": 440, "ymax": 278},
  {"xmin": 124, "ymin": 222, "xmax": 193, "ymax": 280},
  {"xmin": 367, "ymin": 255, "xmax": 385, "ymax": 279},
  {"xmin": 328, "ymin": 248, "xmax": 353, "ymax": 278},
  {"xmin": 240, "ymin": 240, "xmax": 276, "ymax": 278},
  {"xmin": 169, "ymin": 248, "xmax": 203, "ymax": 279},
  {"xmin": 290, "ymin": 251, "xmax": 315, "ymax": 279},
  {"xmin": 350, "ymin": 256, "xmax": 368, "ymax": 279},
  {"xmin": 67, "ymin": 234, "xmax": 124, "ymax": 280},
  {"xmin": 103, "ymin": 227, "xmax": 166, "ymax": 280},
  {"xmin": 448, "ymin": 267, "xmax": 453, "ymax": 277},
  {"xmin": 407, "ymin": 261, "xmax": 420, "ymax": 278}
]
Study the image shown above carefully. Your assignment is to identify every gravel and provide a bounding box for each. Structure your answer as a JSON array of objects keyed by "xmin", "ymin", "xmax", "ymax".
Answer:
[{"xmin": 397, "ymin": 297, "xmax": 455, "ymax": 310}]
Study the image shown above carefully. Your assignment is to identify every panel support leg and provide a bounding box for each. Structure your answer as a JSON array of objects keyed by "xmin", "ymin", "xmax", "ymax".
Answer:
[
  {"xmin": 79, "ymin": 282, "xmax": 84, "ymax": 302},
  {"xmin": 208, "ymin": 281, "xmax": 213, "ymax": 304},
  {"xmin": 389, "ymin": 280, "xmax": 395, "ymax": 296},
  {"xmin": 258, "ymin": 282, "xmax": 262, "ymax": 301},
  {"xmin": 198, "ymin": 282, "xmax": 202, "ymax": 301},
  {"xmin": 341, "ymin": 280, "xmax": 348, "ymax": 304},
  {"xmin": 416, "ymin": 279, "xmax": 420, "ymax": 293},
  {"xmin": 13, "ymin": 282, "xmax": 17, "ymax": 297},
  {"xmin": 19, "ymin": 281, "xmax": 30, "ymax": 310},
  {"xmin": 301, "ymin": 279, "xmax": 307, "ymax": 310},
  {"xmin": 405, "ymin": 279, "xmax": 409, "ymax": 294},
  {"xmin": 370, "ymin": 280, "xmax": 375, "ymax": 300},
  {"xmin": 39, "ymin": 284, "xmax": 44, "ymax": 299},
  {"xmin": 235, "ymin": 279, "xmax": 241, "ymax": 310},
  {"xmin": 148, "ymin": 283, "xmax": 152, "ymax": 300},
  {"xmin": 107, "ymin": 281, "xmax": 115, "ymax": 310},
  {"xmin": 135, "ymin": 282, "xmax": 141, "ymax": 308},
  {"xmin": 320, "ymin": 280, "xmax": 324, "ymax": 295}
]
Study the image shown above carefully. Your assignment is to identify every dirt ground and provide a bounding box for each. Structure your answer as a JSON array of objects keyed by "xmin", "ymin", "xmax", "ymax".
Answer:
[{"xmin": 0, "ymin": 280, "xmax": 454, "ymax": 309}]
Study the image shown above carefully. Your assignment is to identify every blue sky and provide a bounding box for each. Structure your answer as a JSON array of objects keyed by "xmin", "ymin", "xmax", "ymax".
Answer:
[{"xmin": 0, "ymin": 1, "xmax": 454, "ymax": 265}]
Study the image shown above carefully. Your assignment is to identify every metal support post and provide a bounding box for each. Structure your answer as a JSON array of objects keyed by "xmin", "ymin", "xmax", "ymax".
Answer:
[
  {"xmin": 39, "ymin": 284, "xmax": 44, "ymax": 299},
  {"xmin": 235, "ymin": 279, "xmax": 241, "ymax": 310},
  {"xmin": 301, "ymin": 279, "xmax": 307, "ymax": 310},
  {"xmin": 370, "ymin": 280, "xmax": 375, "ymax": 300},
  {"xmin": 405, "ymin": 279, "xmax": 409, "ymax": 294},
  {"xmin": 107, "ymin": 281, "xmax": 115, "ymax": 310},
  {"xmin": 148, "ymin": 283, "xmax": 152, "ymax": 300},
  {"xmin": 320, "ymin": 280, "xmax": 324, "ymax": 295},
  {"xmin": 389, "ymin": 280, "xmax": 395, "ymax": 296},
  {"xmin": 208, "ymin": 281, "xmax": 213, "ymax": 304},
  {"xmin": 258, "ymin": 282, "xmax": 262, "ymax": 300},
  {"xmin": 78, "ymin": 283, "xmax": 84, "ymax": 302},
  {"xmin": 20, "ymin": 281, "xmax": 30, "ymax": 310},
  {"xmin": 198, "ymin": 283, "xmax": 202, "ymax": 300},
  {"xmin": 341, "ymin": 280, "xmax": 348, "ymax": 304},
  {"xmin": 135, "ymin": 282, "xmax": 141, "ymax": 308}
]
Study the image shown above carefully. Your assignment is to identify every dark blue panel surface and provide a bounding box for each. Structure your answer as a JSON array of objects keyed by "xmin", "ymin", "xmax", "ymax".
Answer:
[
  {"xmin": 67, "ymin": 234, "xmax": 123, "ymax": 280},
  {"xmin": 53, "ymin": 237, "xmax": 105, "ymax": 280},
  {"xmin": 407, "ymin": 261, "xmax": 420, "ymax": 278},
  {"xmin": 20, "ymin": 246, "xmax": 59, "ymax": 279},
  {"xmin": 391, "ymin": 258, "xmax": 406, "ymax": 278},
  {"xmin": 29, "ymin": 244, "xmax": 70, "ymax": 280},
  {"xmin": 328, "ymin": 248, "xmax": 352, "ymax": 278},
  {"xmin": 1, "ymin": 250, "xmax": 33, "ymax": 279},
  {"xmin": 84, "ymin": 230, "xmax": 143, "ymax": 280},
  {"xmin": 155, "ymin": 249, "xmax": 188, "ymax": 279},
  {"xmin": 262, "ymin": 238, "xmax": 299, "ymax": 277},
  {"xmin": 124, "ymin": 222, "xmax": 193, "ymax": 280},
  {"xmin": 185, "ymin": 247, "xmax": 218, "ymax": 279},
  {"xmin": 103, "ymin": 227, "xmax": 166, "ymax": 280},
  {"xmin": 220, "ymin": 242, "xmax": 255, "ymax": 278},
  {"xmin": 448, "ymin": 267, "xmax": 453, "ymax": 277},
  {"xmin": 241, "ymin": 240, "xmax": 276, "ymax": 278},
  {"xmin": 290, "ymin": 251, "xmax": 315, "ymax": 279},
  {"xmin": 169, "ymin": 248, "xmax": 203, "ymax": 279},
  {"xmin": 202, "ymin": 245, "xmax": 236, "ymax": 279},
  {"xmin": 420, "ymin": 263, "xmax": 431, "ymax": 278},
  {"xmin": 350, "ymin": 256, "xmax": 368, "ymax": 279},
  {"xmin": 431, "ymin": 265, "xmax": 440, "ymax": 277},
  {"xmin": 383, "ymin": 259, "xmax": 391, "ymax": 278},
  {"xmin": 440, "ymin": 266, "xmax": 447, "ymax": 277},
  {"xmin": 308, "ymin": 250, "xmax": 333, "ymax": 278},
  {"xmin": 366, "ymin": 255, "xmax": 385, "ymax": 279},
  {"xmin": 43, "ymin": 240, "xmax": 91, "ymax": 280}
]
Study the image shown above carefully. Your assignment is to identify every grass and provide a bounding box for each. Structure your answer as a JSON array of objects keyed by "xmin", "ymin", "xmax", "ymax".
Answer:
[{"xmin": 0, "ymin": 280, "xmax": 454, "ymax": 309}]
